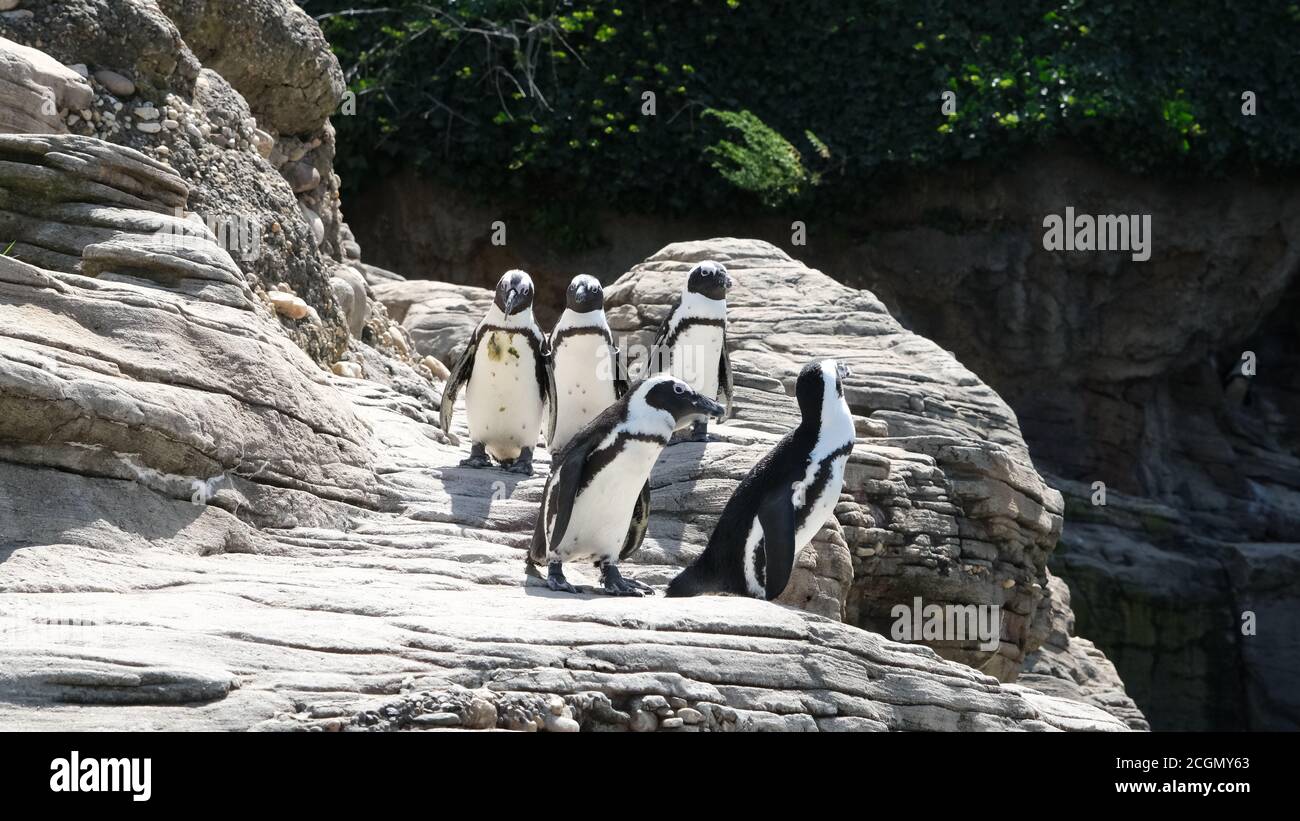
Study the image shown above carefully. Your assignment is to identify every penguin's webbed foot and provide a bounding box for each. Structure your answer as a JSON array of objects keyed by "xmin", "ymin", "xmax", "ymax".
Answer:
[
  {"xmin": 546, "ymin": 562, "xmax": 580, "ymax": 594},
  {"xmin": 504, "ymin": 447, "xmax": 534, "ymax": 475},
  {"xmin": 599, "ymin": 563, "xmax": 652, "ymax": 597},
  {"xmin": 459, "ymin": 442, "xmax": 493, "ymax": 468}
]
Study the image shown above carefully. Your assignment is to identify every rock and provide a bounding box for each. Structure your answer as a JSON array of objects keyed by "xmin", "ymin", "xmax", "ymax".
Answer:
[
  {"xmin": 158, "ymin": 0, "xmax": 345, "ymax": 135},
  {"xmin": 92, "ymin": 68, "xmax": 135, "ymax": 96},
  {"xmin": 627, "ymin": 709, "xmax": 658, "ymax": 733},
  {"xmin": 463, "ymin": 697, "xmax": 497, "ymax": 730},
  {"xmin": 0, "ymin": 1, "xmax": 22, "ymax": 13},
  {"xmin": 0, "ymin": 217, "xmax": 1133, "ymax": 731},
  {"xmin": 283, "ymin": 160, "xmax": 320, "ymax": 194},
  {"xmin": 677, "ymin": 707, "xmax": 704, "ymax": 724},
  {"xmin": 330, "ymin": 361, "xmax": 362, "ymax": 379},
  {"xmin": 373, "ymin": 279, "xmax": 494, "ymax": 366},
  {"xmin": 543, "ymin": 714, "xmax": 579, "ymax": 733},
  {"xmin": 269, "ymin": 290, "xmax": 310, "ymax": 320},
  {"xmin": 298, "ymin": 202, "xmax": 324, "ymax": 247},
  {"xmin": 411, "ymin": 712, "xmax": 460, "ymax": 728},
  {"xmin": 329, "ymin": 265, "xmax": 368, "ymax": 338},
  {"xmin": 421, "ymin": 355, "xmax": 450, "ymax": 382},
  {"xmin": 0, "ymin": 35, "xmax": 96, "ymax": 134},
  {"xmin": 135, "ymin": 121, "xmax": 161, "ymax": 134},
  {"xmin": 132, "ymin": 105, "xmax": 159, "ymax": 120}
]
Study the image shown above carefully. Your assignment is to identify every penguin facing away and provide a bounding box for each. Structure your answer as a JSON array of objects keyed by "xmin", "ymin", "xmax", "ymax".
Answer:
[
  {"xmin": 439, "ymin": 269, "xmax": 556, "ymax": 475},
  {"xmin": 667, "ymin": 359, "xmax": 855, "ymax": 601},
  {"xmin": 548, "ymin": 274, "xmax": 630, "ymax": 454},
  {"xmin": 530, "ymin": 375, "xmax": 726, "ymax": 596},
  {"xmin": 651, "ymin": 260, "xmax": 735, "ymax": 442}
]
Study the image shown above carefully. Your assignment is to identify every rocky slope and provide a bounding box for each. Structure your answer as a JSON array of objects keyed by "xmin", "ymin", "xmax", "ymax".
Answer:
[{"xmin": 0, "ymin": 0, "xmax": 1140, "ymax": 731}]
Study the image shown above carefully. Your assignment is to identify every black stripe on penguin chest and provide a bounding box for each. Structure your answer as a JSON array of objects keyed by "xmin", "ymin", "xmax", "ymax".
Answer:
[
  {"xmin": 792, "ymin": 441, "xmax": 855, "ymax": 532},
  {"xmin": 578, "ymin": 431, "xmax": 668, "ymax": 494},
  {"xmin": 664, "ymin": 316, "xmax": 725, "ymax": 351},
  {"xmin": 479, "ymin": 323, "xmax": 548, "ymax": 403},
  {"xmin": 553, "ymin": 325, "xmax": 612, "ymax": 348}
]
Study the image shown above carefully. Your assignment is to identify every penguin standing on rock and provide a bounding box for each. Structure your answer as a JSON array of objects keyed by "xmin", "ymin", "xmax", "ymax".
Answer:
[
  {"xmin": 530, "ymin": 375, "xmax": 726, "ymax": 595},
  {"xmin": 667, "ymin": 359, "xmax": 855, "ymax": 601},
  {"xmin": 440, "ymin": 269, "xmax": 556, "ymax": 475},
  {"xmin": 652, "ymin": 260, "xmax": 734, "ymax": 442},
  {"xmin": 548, "ymin": 274, "xmax": 629, "ymax": 454}
]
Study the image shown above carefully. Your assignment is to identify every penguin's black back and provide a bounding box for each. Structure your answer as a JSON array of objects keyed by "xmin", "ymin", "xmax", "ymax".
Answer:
[{"xmin": 666, "ymin": 422, "xmax": 818, "ymax": 597}]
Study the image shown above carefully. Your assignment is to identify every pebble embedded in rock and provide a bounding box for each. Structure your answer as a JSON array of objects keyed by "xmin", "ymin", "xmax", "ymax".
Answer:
[
  {"xmin": 93, "ymin": 69, "xmax": 135, "ymax": 97},
  {"xmin": 136, "ymin": 121, "xmax": 161, "ymax": 134},
  {"xmin": 421, "ymin": 355, "xmax": 450, "ymax": 381},
  {"xmin": 330, "ymin": 361, "xmax": 362, "ymax": 379},
  {"xmin": 411, "ymin": 712, "xmax": 461, "ymax": 728},
  {"xmin": 269, "ymin": 291, "xmax": 311, "ymax": 320}
]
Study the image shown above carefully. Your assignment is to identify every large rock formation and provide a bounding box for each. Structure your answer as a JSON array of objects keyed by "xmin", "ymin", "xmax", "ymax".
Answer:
[
  {"xmin": 0, "ymin": 0, "xmax": 1142, "ymax": 732},
  {"xmin": 0, "ymin": 128, "xmax": 1133, "ymax": 729},
  {"xmin": 380, "ymin": 238, "xmax": 1148, "ymax": 729},
  {"xmin": 348, "ymin": 148, "xmax": 1298, "ymax": 731}
]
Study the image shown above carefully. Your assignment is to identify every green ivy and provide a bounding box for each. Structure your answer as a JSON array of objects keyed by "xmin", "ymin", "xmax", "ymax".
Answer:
[{"xmin": 306, "ymin": 0, "xmax": 1300, "ymax": 214}]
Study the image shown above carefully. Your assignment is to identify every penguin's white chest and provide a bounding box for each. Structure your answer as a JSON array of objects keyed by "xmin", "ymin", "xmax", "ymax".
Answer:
[
  {"xmin": 553, "ymin": 439, "xmax": 660, "ymax": 563},
  {"xmin": 551, "ymin": 334, "xmax": 618, "ymax": 452},
  {"xmin": 465, "ymin": 330, "xmax": 544, "ymax": 461},
  {"xmin": 670, "ymin": 324, "xmax": 724, "ymax": 400}
]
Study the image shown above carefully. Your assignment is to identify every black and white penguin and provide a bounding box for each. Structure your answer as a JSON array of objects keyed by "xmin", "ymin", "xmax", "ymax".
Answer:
[
  {"xmin": 548, "ymin": 274, "xmax": 629, "ymax": 454},
  {"xmin": 530, "ymin": 375, "xmax": 726, "ymax": 595},
  {"xmin": 439, "ymin": 269, "xmax": 556, "ymax": 475},
  {"xmin": 666, "ymin": 359, "xmax": 855, "ymax": 600},
  {"xmin": 651, "ymin": 260, "xmax": 734, "ymax": 441}
]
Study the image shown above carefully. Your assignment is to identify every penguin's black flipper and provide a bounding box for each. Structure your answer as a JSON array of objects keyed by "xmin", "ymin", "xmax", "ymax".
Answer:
[
  {"xmin": 758, "ymin": 488, "xmax": 797, "ymax": 601},
  {"xmin": 533, "ymin": 404, "xmax": 619, "ymax": 558},
  {"xmin": 718, "ymin": 329, "xmax": 734, "ymax": 420},
  {"xmin": 618, "ymin": 481, "xmax": 652, "ymax": 560},
  {"xmin": 542, "ymin": 332, "xmax": 558, "ymax": 447},
  {"xmin": 439, "ymin": 327, "xmax": 479, "ymax": 439},
  {"xmin": 612, "ymin": 344, "xmax": 630, "ymax": 399},
  {"xmin": 650, "ymin": 295, "xmax": 681, "ymax": 373}
]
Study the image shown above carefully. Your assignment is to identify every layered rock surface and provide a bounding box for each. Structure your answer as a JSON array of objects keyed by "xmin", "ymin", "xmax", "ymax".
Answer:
[
  {"xmin": 384, "ymin": 238, "xmax": 1147, "ymax": 727},
  {"xmin": 0, "ymin": 2, "xmax": 1142, "ymax": 732},
  {"xmin": 0, "ymin": 130, "xmax": 1132, "ymax": 729}
]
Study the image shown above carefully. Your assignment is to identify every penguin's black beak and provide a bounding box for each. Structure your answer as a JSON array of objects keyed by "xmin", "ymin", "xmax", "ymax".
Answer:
[
  {"xmin": 724, "ymin": 274, "xmax": 734, "ymax": 290},
  {"xmin": 691, "ymin": 395, "xmax": 726, "ymax": 419},
  {"xmin": 503, "ymin": 288, "xmax": 521, "ymax": 315}
]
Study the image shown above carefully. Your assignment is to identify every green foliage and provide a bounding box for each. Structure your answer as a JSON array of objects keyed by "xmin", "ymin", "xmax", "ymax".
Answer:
[
  {"xmin": 306, "ymin": 0, "xmax": 1300, "ymax": 214},
  {"xmin": 702, "ymin": 109, "xmax": 812, "ymax": 207}
]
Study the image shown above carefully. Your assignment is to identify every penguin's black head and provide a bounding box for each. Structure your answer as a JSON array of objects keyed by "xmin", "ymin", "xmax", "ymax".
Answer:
[
  {"xmin": 796, "ymin": 359, "xmax": 851, "ymax": 418},
  {"xmin": 685, "ymin": 261, "xmax": 733, "ymax": 301},
  {"xmin": 642, "ymin": 376, "xmax": 726, "ymax": 428},
  {"xmin": 494, "ymin": 269, "xmax": 535, "ymax": 316},
  {"xmin": 565, "ymin": 274, "xmax": 604, "ymax": 313}
]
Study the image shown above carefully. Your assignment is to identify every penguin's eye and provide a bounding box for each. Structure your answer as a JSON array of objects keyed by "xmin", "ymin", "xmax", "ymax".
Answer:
[{"xmin": 673, "ymin": 383, "xmax": 686, "ymax": 395}]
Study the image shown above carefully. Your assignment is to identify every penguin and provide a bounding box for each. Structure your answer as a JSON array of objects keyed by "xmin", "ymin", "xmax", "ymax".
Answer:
[
  {"xmin": 651, "ymin": 260, "xmax": 735, "ymax": 442},
  {"xmin": 666, "ymin": 359, "xmax": 855, "ymax": 601},
  {"xmin": 530, "ymin": 375, "xmax": 726, "ymax": 596},
  {"xmin": 439, "ymin": 269, "xmax": 556, "ymax": 475},
  {"xmin": 548, "ymin": 274, "xmax": 629, "ymax": 454}
]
